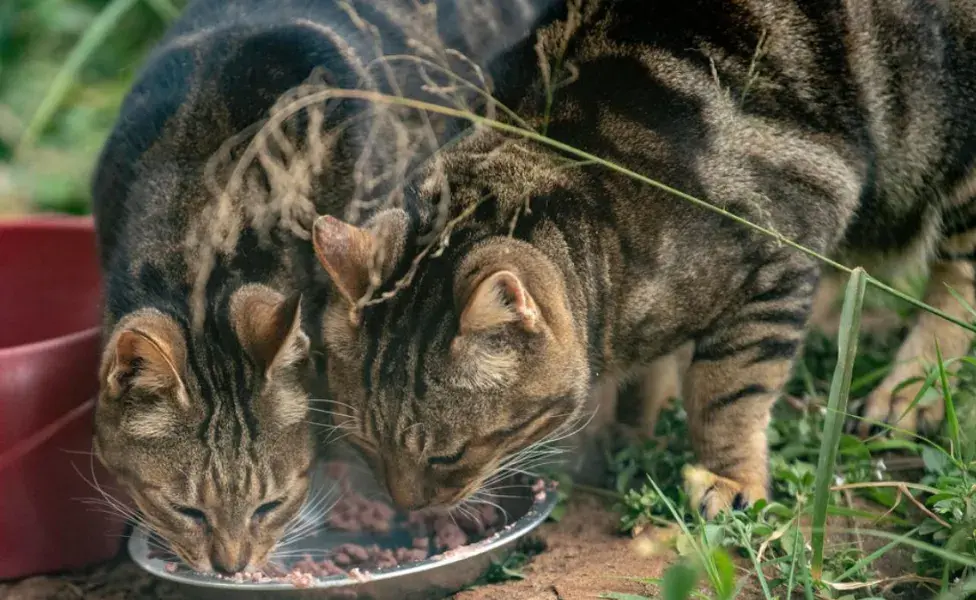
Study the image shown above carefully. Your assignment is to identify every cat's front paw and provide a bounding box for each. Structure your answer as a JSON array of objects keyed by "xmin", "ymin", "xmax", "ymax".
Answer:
[{"xmin": 681, "ymin": 464, "xmax": 767, "ymax": 520}]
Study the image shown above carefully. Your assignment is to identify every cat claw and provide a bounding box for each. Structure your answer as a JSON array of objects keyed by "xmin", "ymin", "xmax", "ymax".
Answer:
[{"xmin": 681, "ymin": 464, "xmax": 765, "ymax": 520}]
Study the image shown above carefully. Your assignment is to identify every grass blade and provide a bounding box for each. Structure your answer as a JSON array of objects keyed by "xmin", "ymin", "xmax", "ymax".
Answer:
[
  {"xmin": 833, "ymin": 527, "xmax": 920, "ymax": 583},
  {"xmin": 740, "ymin": 538, "xmax": 773, "ymax": 600},
  {"xmin": 934, "ymin": 340, "xmax": 961, "ymax": 459},
  {"xmin": 856, "ymin": 529, "xmax": 976, "ymax": 567},
  {"xmin": 16, "ymin": 0, "xmax": 141, "ymax": 154},
  {"xmin": 645, "ymin": 477, "xmax": 725, "ymax": 597},
  {"xmin": 811, "ymin": 267, "xmax": 867, "ymax": 580},
  {"xmin": 143, "ymin": 0, "xmax": 181, "ymax": 22},
  {"xmin": 946, "ymin": 285, "xmax": 976, "ymax": 321}
]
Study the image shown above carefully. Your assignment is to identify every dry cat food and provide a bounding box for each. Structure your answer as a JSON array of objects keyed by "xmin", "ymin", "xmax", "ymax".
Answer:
[{"xmin": 157, "ymin": 461, "xmax": 553, "ymax": 588}]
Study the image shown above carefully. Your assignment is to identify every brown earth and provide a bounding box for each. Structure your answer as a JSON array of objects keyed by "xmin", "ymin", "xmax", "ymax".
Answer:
[{"xmin": 455, "ymin": 494, "xmax": 667, "ymax": 600}]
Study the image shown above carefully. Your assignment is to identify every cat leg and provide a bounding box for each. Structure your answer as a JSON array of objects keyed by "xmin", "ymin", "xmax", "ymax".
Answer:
[
  {"xmin": 636, "ymin": 342, "xmax": 694, "ymax": 436},
  {"xmin": 682, "ymin": 263, "xmax": 816, "ymax": 518},
  {"xmin": 857, "ymin": 259, "xmax": 974, "ymax": 436},
  {"xmin": 566, "ymin": 373, "xmax": 625, "ymax": 485}
]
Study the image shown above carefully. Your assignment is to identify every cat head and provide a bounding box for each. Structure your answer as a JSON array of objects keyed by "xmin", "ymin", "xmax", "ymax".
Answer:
[
  {"xmin": 312, "ymin": 210, "xmax": 589, "ymax": 510},
  {"xmin": 93, "ymin": 285, "xmax": 313, "ymax": 574}
]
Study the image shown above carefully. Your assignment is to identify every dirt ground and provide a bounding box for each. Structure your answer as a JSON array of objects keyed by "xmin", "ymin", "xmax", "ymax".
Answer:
[
  {"xmin": 456, "ymin": 495, "xmax": 665, "ymax": 600},
  {"xmin": 0, "ymin": 495, "xmax": 668, "ymax": 600}
]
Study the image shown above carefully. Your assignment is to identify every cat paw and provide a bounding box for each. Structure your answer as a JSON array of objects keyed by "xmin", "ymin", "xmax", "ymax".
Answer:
[
  {"xmin": 853, "ymin": 378, "xmax": 944, "ymax": 438},
  {"xmin": 681, "ymin": 464, "xmax": 766, "ymax": 520}
]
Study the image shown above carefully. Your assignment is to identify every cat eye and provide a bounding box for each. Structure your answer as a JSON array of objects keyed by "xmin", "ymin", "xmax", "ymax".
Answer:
[
  {"xmin": 174, "ymin": 506, "xmax": 207, "ymax": 524},
  {"xmin": 427, "ymin": 444, "xmax": 467, "ymax": 466},
  {"xmin": 253, "ymin": 499, "xmax": 283, "ymax": 520}
]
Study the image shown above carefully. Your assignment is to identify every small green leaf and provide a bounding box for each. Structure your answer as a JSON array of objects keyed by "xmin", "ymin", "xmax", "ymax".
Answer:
[
  {"xmin": 662, "ymin": 561, "xmax": 700, "ymax": 600},
  {"xmin": 922, "ymin": 446, "xmax": 950, "ymax": 474},
  {"xmin": 548, "ymin": 504, "xmax": 566, "ymax": 523},
  {"xmin": 703, "ymin": 524, "xmax": 725, "ymax": 547},
  {"xmin": 710, "ymin": 547, "xmax": 736, "ymax": 600},
  {"xmin": 934, "ymin": 340, "xmax": 961, "ymax": 458}
]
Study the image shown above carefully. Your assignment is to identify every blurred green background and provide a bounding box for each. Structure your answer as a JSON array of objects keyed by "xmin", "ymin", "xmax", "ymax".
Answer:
[{"xmin": 0, "ymin": 0, "xmax": 187, "ymax": 217}]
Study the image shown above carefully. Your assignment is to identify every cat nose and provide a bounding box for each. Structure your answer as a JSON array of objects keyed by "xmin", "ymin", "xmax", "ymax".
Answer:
[
  {"xmin": 386, "ymin": 473, "xmax": 429, "ymax": 510},
  {"xmin": 388, "ymin": 483, "xmax": 428, "ymax": 510},
  {"xmin": 211, "ymin": 540, "xmax": 249, "ymax": 575},
  {"xmin": 211, "ymin": 554, "xmax": 248, "ymax": 575}
]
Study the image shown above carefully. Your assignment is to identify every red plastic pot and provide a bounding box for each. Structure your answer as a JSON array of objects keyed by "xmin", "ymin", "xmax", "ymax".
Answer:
[{"xmin": 0, "ymin": 215, "xmax": 125, "ymax": 579}]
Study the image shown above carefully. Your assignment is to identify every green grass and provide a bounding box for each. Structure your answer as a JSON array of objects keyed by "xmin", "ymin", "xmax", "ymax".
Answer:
[
  {"xmin": 0, "ymin": 0, "xmax": 184, "ymax": 215},
  {"xmin": 590, "ymin": 290, "xmax": 976, "ymax": 600}
]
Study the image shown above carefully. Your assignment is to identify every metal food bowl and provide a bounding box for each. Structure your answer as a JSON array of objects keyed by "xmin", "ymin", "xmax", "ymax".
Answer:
[{"xmin": 128, "ymin": 467, "xmax": 557, "ymax": 599}]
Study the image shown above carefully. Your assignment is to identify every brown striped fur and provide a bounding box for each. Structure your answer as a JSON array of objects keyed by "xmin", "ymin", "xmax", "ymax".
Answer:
[
  {"xmin": 93, "ymin": 287, "xmax": 314, "ymax": 573},
  {"xmin": 91, "ymin": 0, "xmax": 557, "ymax": 569},
  {"xmin": 311, "ymin": 0, "xmax": 976, "ymax": 518}
]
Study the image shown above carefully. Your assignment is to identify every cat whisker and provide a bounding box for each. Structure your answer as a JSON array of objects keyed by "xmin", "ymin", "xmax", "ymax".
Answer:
[
  {"xmin": 472, "ymin": 487, "xmax": 524, "ymax": 500},
  {"xmin": 466, "ymin": 491, "xmax": 511, "ymax": 525},
  {"xmin": 308, "ymin": 397, "xmax": 359, "ymax": 410},
  {"xmin": 281, "ymin": 504, "xmax": 331, "ymax": 544},
  {"xmin": 61, "ymin": 449, "xmax": 99, "ymax": 457},
  {"xmin": 316, "ymin": 428, "xmax": 355, "ymax": 447},
  {"xmin": 496, "ymin": 461, "xmax": 561, "ymax": 479},
  {"xmin": 446, "ymin": 506, "xmax": 462, "ymax": 531},
  {"xmin": 449, "ymin": 502, "xmax": 476, "ymax": 524},
  {"xmin": 535, "ymin": 408, "xmax": 597, "ymax": 448},
  {"xmin": 71, "ymin": 456, "xmax": 166, "ymax": 541},
  {"xmin": 310, "ymin": 425, "xmax": 353, "ymax": 446},
  {"xmin": 476, "ymin": 483, "xmax": 531, "ymax": 493},
  {"xmin": 498, "ymin": 449, "xmax": 566, "ymax": 471},
  {"xmin": 279, "ymin": 483, "xmax": 342, "ymax": 548},
  {"xmin": 489, "ymin": 448, "xmax": 566, "ymax": 484},
  {"xmin": 308, "ymin": 419, "xmax": 354, "ymax": 431},
  {"xmin": 506, "ymin": 451, "xmax": 568, "ymax": 470},
  {"xmin": 306, "ymin": 407, "xmax": 362, "ymax": 423},
  {"xmin": 76, "ymin": 496, "xmax": 139, "ymax": 521}
]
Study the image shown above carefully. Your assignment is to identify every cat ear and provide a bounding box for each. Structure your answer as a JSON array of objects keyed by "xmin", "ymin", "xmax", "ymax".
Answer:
[
  {"xmin": 459, "ymin": 270, "xmax": 542, "ymax": 335},
  {"xmin": 101, "ymin": 311, "xmax": 187, "ymax": 403},
  {"xmin": 312, "ymin": 215, "xmax": 374, "ymax": 306},
  {"xmin": 312, "ymin": 209, "xmax": 408, "ymax": 306},
  {"xmin": 230, "ymin": 285, "xmax": 309, "ymax": 373}
]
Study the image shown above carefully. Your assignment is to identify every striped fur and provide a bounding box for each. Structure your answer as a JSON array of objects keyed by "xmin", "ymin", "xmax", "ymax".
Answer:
[
  {"xmin": 314, "ymin": 0, "xmax": 976, "ymax": 517},
  {"xmin": 92, "ymin": 286, "xmax": 315, "ymax": 573},
  {"xmin": 90, "ymin": 0, "xmax": 555, "ymax": 571}
]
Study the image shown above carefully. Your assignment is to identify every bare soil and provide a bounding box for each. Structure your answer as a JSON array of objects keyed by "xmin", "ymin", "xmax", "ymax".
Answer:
[{"xmin": 456, "ymin": 494, "xmax": 667, "ymax": 600}]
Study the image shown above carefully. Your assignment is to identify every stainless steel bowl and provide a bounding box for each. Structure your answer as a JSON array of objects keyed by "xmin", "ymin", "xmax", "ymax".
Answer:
[{"xmin": 128, "ymin": 478, "xmax": 557, "ymax": 599}]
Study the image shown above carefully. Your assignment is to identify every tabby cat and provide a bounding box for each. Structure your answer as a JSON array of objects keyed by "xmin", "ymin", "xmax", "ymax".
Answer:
[
  {"xmin": 312, "ymin": 0, "xmax": 976, "ymax": 517},
  {"xmin": 90, "ymin": 0, "xmax": 551, "ymax": 572}
]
